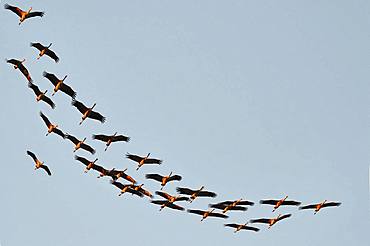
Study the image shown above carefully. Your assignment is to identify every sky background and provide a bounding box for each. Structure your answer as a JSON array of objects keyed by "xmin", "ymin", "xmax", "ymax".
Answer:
[{"xmin": 1, "ymin": 0, "xmax": 369, "ymax": 245}]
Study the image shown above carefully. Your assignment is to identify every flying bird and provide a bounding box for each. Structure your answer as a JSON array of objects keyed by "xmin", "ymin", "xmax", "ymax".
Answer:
[
  {"xmin": 224, "ymin": 223, "xmax": 260, "ymax": 233},
  {"xmin": 155, "ymin": 191, "xmax": 189, "ymax": 203},
  {"xmin": 6, "ymin": 58, "xmax": 32, "ymax": 82},
  {"xmin": 209, "ymin": 199, "xmax": 254, "ymax": 213},
  {"xmin": 145, "ymin": 172, "xmax": 182, "ymax": 190},
  {"xmin": 299, "ymin": 200, "xmax": 341, "ymax": 214},
  {"xmin": 30, "ymin": 42, "xmax": 59, "ymax": 62},
  {"xmin": 92, "ymin": 132, "xmax": 129, "ymax": 151},
  {"xmin": 43, "ymin": 71, "xmax": 76, "ymax": 98},
  {"xmin": 72, "ymin": 100, "xmax": 105, "ymax": 125},
  {"xmin": 126, "ymin": 153, "xmax": 162, "ymax": 170},
  {"xmin": 176, "ymin": 186, "xmax": 216, "ymax": 203},
  {"xmin": 249, "ymin": 214, "xmax": 292, "ymax": 228},
  {"xmin": 129, "ymin": 184, "xmax": 153, "ymax": 198},
  {"xmin": 4, "ymin": 4, "xmax": 44, "ymax": 25},
  {"xmin": 39, "ymin": 111, "xmax": 65, "ymax": 138},
  {"xmin": 28, "ymin": 82, "xmax": 55, "ymax": 109},
  {"xmin": 111, "ymin": 181, "xmax": 143, "ymax": 197},
  {"xmin": 105, "ymin": 168, "xmax": 137, "ymax": 184},
  {"xmin": 187, "ymin": 209, "xmax": 228, "ymax": 222},
  {"xmin": 74, "ymin": 155, "xmax": 105, "ymax": 175},
  {"xmin": 26, "ymin": 150, "xmax": 51, "ymax": 176},
  {"xmin": 65, "ymin": 134, "xmax": 95, "ymax": 154},
  {"xmin": 151, "ymin": 199, "xmax": 185, "ymax": 211},
  {"xmin": 260, "ymin": 196, "xmax": 301, "ymax": 212}
]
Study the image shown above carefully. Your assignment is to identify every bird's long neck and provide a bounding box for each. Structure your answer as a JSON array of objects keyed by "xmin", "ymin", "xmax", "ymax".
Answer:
[
  {"xmin": 27, "ymin": 7, "xmax": 32, "ymax": 14},
  {"xmin": 62, "ymin": 75, "xmax": 67, "ymax": 82},
  {"xmin": 47, "ymin": 43, "xmax": 52, "ymax": 49},
  {"xmin": 90, "ymin": 103, "xmax": 96, "ymax": 110},
  {"xmin": 93, "ymin": 158, "xmax": 98, "ymax": 164}
]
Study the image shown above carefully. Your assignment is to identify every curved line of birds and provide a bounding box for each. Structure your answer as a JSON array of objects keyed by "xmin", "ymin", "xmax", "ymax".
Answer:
[{"xmin": 4, "ymin": 3, "xmax": 341, "ymax": 234}]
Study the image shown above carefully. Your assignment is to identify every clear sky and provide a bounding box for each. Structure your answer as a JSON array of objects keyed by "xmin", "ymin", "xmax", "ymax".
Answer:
[{"xmin": 1, "ymin": 1, "xmax": 369, "ymax": 245}]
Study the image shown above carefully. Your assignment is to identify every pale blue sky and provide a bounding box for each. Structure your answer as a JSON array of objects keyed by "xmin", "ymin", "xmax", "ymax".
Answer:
[{"xmin": 1, "ymin": 1, "xmax": 369, "ymax": 245}]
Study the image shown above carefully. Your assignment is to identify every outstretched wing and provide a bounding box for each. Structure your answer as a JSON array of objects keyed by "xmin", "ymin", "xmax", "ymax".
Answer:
[
  {"xmin": 71, "ymin": 100, "xmax": 88, "ymax": 113},
  {"xmin": 249, "ymin": 218, "xmax": 270, "ymax": 224},
  {"xmin": 4, "ymin": 4, "xmax": 23, "ymax": 17},
  {"xmin": 168, "ymin": 175, "xmax": 182, "ymax": 182},
  {"xmin": 60, "ymin": 83, "xmax": 76, "ymax": 98},
  {"xmin": 74, "ymin": 155, "xmax": 91, "ymax": 166},
  {"xmin": 18, "ymin": 63, "xmax": 32, "ymax": 82},
  {"xmin": 26, "ymin": 150, "xmax": 38, "ymax": 163},
  {"xmin": 145, "ymin": 174, "xmax": 163, "ymax": 182},
  {"xmin": 208, "ymin": 212, "xmax": 228, "ymax": 219},
  {"xmin": 167, "ymin": 203, "xmax": 185, "ymax": 211},
  {"xmin": 277, "ymin": 214, "xmax": 292, "ymax": 222},
  {"xmin": 43, "ymin": 71, "xmax": 59, "ymax": 86},
  {"xmin": 92, "ymin": 134, "xmax": 110, "ymax": 142},
  {"xmin": 198, "ymin": 191, "xmax": 217, "ymax": 197},
  {"xmin": 30, "ymin": 42, "xmax": 45, "ymax": 51},
  {"xmin": 28, "ymin": 82, "xmax": 42, "ymax": 95},
  {"xmin": 125, "ymin": 153, "xmax": 144, "ymax": 163},
  {"xmin": 88, "ymin": 110, "xmax": 105, "ymax": 123},
  {"xmin": 81, "ymin": 143, "xmax": 95, "ymax": 155},
  {"xmin": 53, "ymin": 128, "xmax": 65, "ymax": 138},
  {"xmin": 260, "ymin": 199, "xmax": 279, "ymax": 205},
  {"xmin": 187, "ymin": 209, "xmax": 205, "ymax": 216},
  {"xmin": 176, "ymin": 187, "xmax": 194, "ymax": 195},
  {"xmin": 145, "ymin": 158, "xmax": 162, "ymax": 164},
  {"xmin": 91, "ymin": 164, "xmax": 106, "ymax": 173},
  {"xmin": 112, "ymin": 135, "xmax": 130, "ymax": 142},
  {"xmin": 299, "ymin": 204, "xmax": 318, "ymax": 210},
  {"xmin": 39, "ymin": 111, "xmax": 51, "ymax": 127},
  {"xmin": 45, "ymin": 49, "xmax": 59, "ymax": 62},
  {"xmin": 322, "ymin": 202, "xmax": 341, "ymax": 208},
  {"xmin": 242, "ymin": 225, "xmax": 260, "ymax": 232},
  {"xmin": 111, "ymin": 181, "xmax": 126, "ymax": 190},
  {"xmin": 224, "ymin": 223, "xmax": 239, "ymax": 229},
  {"xmin": 41, "ymin": 95, "xmax": 55, "ymax": 109},
  {"xmin": 40, "ymin": 165, "xmax": 52, "ymax": 176},
  {"xmin": 282, "ymin": 200, "xmax": 301, "ymax": 206},
  {"xmin": 26, "ymin": 11, "xmax": 44, "ymax": 18},
  {"xmin": 65, "ymin": 134, "xmax": 79, "ymax": 144}
]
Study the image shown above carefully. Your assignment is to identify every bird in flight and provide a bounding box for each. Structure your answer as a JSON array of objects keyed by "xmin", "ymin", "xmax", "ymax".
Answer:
[
  {"xmin": 187, "ymin": 209, "xmax": 229, "ymax": 222},
  {"xmin": 30, "ymin": 42, "xmax": 59, "ymax": 62},
  {"xmin": 72, "ymin": 100, "xmax": 105, "ymax": 125},
  {"xmin": 6, "ymin": 58, "xmax": 32, "ymax": 82},
  {"xmin": 260, "ymin": 196, "xmax": 301, "ymax": 212},
  {"xmin": 145, "ymin": 172, "xmax": 182, "ymax": 190},
  {"xmin": 126, "ymin": 153, "xmax": 162, "ymax": 170},
  {"xmin": 224, "ymin": 223, "xmax": 260, "ymax": 233},
  {"xmin": 65, "ymin": 134, "xmax": 95, "ymax": 154},
  {"xmin": 92, "ymin": 132, "xmax": 129, "ymax": 151},
  {"xmin": 299, "ymin": 200, "xmax": 341, "ymax": 214},
  {"xmin": 28, "ymin": 82, "xmax": 55, "ymax": 109},
  {"xmin": 43, "ymin": 71, "xmax": 76, "ymax": 98},
  {"xmin": 176, "ymin": 186, "xmax": 217, "ymax": 203},
  {"xmin": 4, "ymin": 4, "xmax": 44, "ymax": 25},
  {"xmin": 39, "ymin": 111, "xmax": 65, "ymax": 138},
  {"xmin": 249, "ymin": 214, "xmax": 292, "ymax": 229},
  {"xmin": 26, "ymin": 150, "xmax": 51, "ymax": 176}
]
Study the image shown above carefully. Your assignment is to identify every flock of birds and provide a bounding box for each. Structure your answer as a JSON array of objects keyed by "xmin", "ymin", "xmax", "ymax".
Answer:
[{"xmin": 5, "ymin": 3, "xmax": 341, "ymax": 234}]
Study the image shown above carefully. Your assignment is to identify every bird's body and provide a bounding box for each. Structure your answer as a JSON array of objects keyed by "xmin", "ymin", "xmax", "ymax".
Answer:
[
  {"xmin": 224, "ymin": 223, "xmax": 260, "ymax": 233},
  {"xmin": 176, "ymin": 186, "xmax": 216, "ymax": 203},
  {"xmin": 4, "ymin": 4, "xmax": 44, "ymax": 25},
  {"xmin": 7, "ymin": 59, "xmax": 32, "ymax": 82},
  {"xmin": 28, "ymin": 82, "xmax": 55, "ymax": 109},
  {"xmin": 92, "ymin": 132, "xmax": 129, "ymax": 151},
  {"xmin": 39, "ymin": 111, "xmax": 65, "ymax": 138},
  {"xmin": 299, "ymin": 200, "xmax": 341, "ymax": 214},
  {"xmin": 30, "ymin": 43, "xmax": 59, "ymax": 62},
  {"xmin": 146, "ymin": 172, "xmax": 182, "ymax": 190},
  {"xmin": 43, "ymin": 72, "xmax": 76, "ymax": 98},
  {"xmin": 65, "ymin": 134, "xmax": 95, "ymax": 154},
  {"xmin": 187, "ymin": 209, "xmax": 228, "ymax": 221},
  {"xmin": 260, "ymin": 196, "xmax": 301, "ymax": 212},
  {"xmin": 26, "ymin": 150, "xmax": 51, "ymax": 176},
  {"xmin": 126, "ymin": 153, "xmax": 162, "ymax": 170},
  {"xmin": 71, "ymin": 100, "xmax": 105, "ymax": 125},
  {"xmin": 250, "ymin": 214, "xmax": 292, "ymax": 228},
  {"xmin": 130, "ymin": 184, "xmax": 153, "ymax": 198},
  {"xmin": 151, "ymin": 199, "xmax": 185, "ymax": 211}
]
